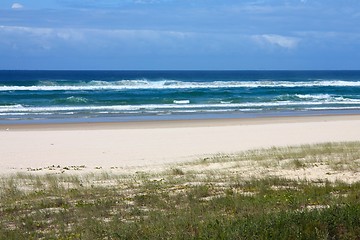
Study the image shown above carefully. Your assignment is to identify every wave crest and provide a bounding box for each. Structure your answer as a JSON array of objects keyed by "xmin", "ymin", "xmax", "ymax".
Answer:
[
  {"xmin": 2, "ymin": 79, "xmax": 360, "ymax": 91},
  {"xmin": 54, "ymin": 96, "xmax": 89, "ymax": 104}
]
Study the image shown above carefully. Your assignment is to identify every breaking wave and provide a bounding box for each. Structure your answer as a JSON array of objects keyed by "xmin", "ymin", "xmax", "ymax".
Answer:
[{"xmin": 1, "ymin": 79, "xmax": 360, "ymax": 91}]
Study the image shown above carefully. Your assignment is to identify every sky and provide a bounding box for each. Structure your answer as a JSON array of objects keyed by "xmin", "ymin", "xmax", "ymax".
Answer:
[{"xmin": 0, "ymin": 0, "xmax": 360, "ymax": 70}]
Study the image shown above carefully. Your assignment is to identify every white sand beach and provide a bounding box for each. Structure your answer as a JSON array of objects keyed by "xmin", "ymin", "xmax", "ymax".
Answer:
[{"xmin": 1, "ymin": 114, "xmax": 360, "ymax": 175}]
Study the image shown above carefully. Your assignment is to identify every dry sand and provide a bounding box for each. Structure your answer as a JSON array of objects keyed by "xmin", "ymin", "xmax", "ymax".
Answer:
[{"xmin": 1, "ymin": 114, "xmax": 360, "ymax": 175}]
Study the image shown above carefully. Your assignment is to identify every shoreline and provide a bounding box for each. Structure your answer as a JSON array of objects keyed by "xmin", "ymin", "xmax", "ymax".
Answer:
[
  {"xmin": 1, "ymin": 114, "xmax": 360, "ymax": 175},
  {"xmin": 2, "ymin": 108, "xmax": 360, "ymax": 127},
  {"xmin": 2, "ymin": 112, "xmax": 360, "ymax": 131}
]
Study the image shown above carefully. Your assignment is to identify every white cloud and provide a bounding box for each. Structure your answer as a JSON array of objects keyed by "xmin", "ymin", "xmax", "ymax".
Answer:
[
  {"xmin": 0, "ymin": 25, "xmax": 194, "ymax": 53},
  {"xmin": 0, "ymin": 25, "xmax": 85, "ymax": 51},
  {"xmin": 0, "ymin": 25, "xmax": 191, "ymax": 40},
  {"xmin": 11, "ymin": 3, "xmax": 24, "ymax": 9},
  {"xmin": 1, "ymin": 26, "xmax": 54, "ymax": 37},
  {"xmin": 252, "ymin": 34, "xmax": 300, "ymax": 49}
]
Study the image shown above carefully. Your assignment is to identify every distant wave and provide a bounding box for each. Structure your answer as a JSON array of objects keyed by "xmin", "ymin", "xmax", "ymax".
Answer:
[
  {"xmin": 289, "ymin": 94, "xmax": 360, "ymax": 102},
  {"xmin": 0, "ymin": 104, "xmax": 24, "ymax": 109},
  {"xmin": 1, "ymin": 79, "xmax": 360, "ymax": 91},
  {"xmin": 295, "ymin": 94, "xmax": 333, "ymax": 100}
]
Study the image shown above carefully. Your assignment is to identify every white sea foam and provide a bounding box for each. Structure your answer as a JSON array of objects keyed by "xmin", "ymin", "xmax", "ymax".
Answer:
[
  {"xmin": 0, "ymin": 104, "xmax": 24, "ymax": 109},
  {"xmin": 58, "ymin": 96, "xmax": 89, "ymax": 104},
  {"xmin": 295, "ymin": 94, "xmax": 333, "ymax": 100},
  {"xmin": 305, "ymin": 106, "xmax": 360, "ymax": 111},
  {"xmin": 293, "ymin": 94, "xmax": 360, "ymax": 103},
  {"xmin": 0, "ymin": 112, "xmax": 53, "ymax": 116},
  {"xmin": 0, "ymin": 113, "xmax": 28, "ymax": 116},
  {"xmin": 2, "ymin": 79, "xmax": 360, "ymax": 91},
  {"xmin": 173, "ymin": 100, "xmax": 190, "ymax": 104},
  {"xmin": 2, "ymin": 100, "xmax": 360, "ymax": 115}
]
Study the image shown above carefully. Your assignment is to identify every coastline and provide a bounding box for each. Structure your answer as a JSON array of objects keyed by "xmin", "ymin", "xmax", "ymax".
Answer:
[
  {"xmin": 1, "ymin": 114, "xmax": 360, "ymax": 175},
  {"xmin": 3, "ymin": 111, "xmax": 360, "ymax": 130}
]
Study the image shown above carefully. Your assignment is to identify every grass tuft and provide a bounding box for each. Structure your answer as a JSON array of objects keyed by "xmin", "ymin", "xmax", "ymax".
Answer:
[{"xmin": 171, "ymin": 168, "xmax": 185, "ymax": 175}]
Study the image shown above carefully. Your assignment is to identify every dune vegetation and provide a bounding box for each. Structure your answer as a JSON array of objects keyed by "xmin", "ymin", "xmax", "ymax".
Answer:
[{"xmin": 1, "ymin": 142, "xmax": 360, "ymax": 239}]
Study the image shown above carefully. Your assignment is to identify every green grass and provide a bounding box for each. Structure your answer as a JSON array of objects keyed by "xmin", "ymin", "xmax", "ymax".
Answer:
[{"xmin": 1, "ymin": 141, "xmax": 360, "ymax": 239}]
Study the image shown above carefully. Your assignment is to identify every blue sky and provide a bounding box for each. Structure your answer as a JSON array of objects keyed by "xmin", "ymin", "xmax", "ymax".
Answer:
[{"xmin": 0, "ymin": 0, "xmax": 359, "ymax": 70}]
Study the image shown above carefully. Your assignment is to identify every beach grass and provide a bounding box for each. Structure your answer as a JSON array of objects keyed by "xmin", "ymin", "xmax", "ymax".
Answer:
[{"xmin": 1, "ymin": 141, "xmax": 360, "ymax": 239}]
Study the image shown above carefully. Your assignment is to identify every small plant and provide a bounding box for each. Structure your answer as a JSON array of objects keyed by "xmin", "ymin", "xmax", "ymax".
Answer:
[
  {"xmin": 171, "ymin": 168, "xmax": 185, "ymax": 175},
  {"xmin": 292, "ymin": 159, "xmax": 306, "ymax": 169}
]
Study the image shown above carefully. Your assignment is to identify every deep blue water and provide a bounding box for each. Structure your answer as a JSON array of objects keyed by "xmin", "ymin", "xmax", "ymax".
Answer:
[{"xmin": 1, "ymin": 70, "xmax": 360, "ymax": 123}]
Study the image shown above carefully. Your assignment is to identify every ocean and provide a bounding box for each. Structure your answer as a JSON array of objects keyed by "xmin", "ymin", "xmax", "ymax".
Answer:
[{"xmin": 1, "ymin": 70, "xmax": 360, "ymax": 124}]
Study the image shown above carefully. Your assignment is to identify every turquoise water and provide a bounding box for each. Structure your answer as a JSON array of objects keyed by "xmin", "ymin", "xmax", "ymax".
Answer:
[{"xmin": 1, "ymin": 70, "xmax": 360, "ymax": 123}]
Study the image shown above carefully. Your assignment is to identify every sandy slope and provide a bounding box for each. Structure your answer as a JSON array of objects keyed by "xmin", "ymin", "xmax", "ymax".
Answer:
[{"xmin": 1, "ymin": 115, "xmax": 360, "ymax": 174}]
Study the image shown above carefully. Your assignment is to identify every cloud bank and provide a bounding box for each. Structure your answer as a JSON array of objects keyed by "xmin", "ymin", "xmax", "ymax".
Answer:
[{"xmin": 1, "ymin": 0, "xmax": 359, "ymax": 70}]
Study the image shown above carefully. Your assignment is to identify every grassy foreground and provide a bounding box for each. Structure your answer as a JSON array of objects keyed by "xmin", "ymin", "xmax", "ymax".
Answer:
[{"xmin": 1, "ymin": 142, "xmax": 360, "ymax": 239}]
